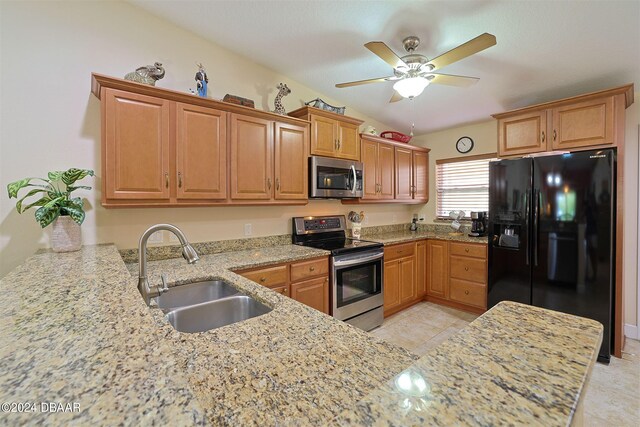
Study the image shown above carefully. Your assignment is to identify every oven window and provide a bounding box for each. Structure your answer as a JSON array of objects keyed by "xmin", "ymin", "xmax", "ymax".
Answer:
[
  {"xmin": 335, "ymin": 261, "xmax": 381, "ymax": 307},
  {"xmin": 317, "ymin": 166, "xmax": 352, "ymax": 190}
]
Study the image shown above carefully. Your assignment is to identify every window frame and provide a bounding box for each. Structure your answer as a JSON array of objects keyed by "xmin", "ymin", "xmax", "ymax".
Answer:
[{"xmin": 435, "ymin": 153, "xmax": 497, "ymax": 220}]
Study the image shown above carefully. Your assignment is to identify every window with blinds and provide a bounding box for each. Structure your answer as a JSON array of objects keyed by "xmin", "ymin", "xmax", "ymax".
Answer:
[{"xmin": 436, "ymin": 155, "xmax": 497, "ymax": 218}]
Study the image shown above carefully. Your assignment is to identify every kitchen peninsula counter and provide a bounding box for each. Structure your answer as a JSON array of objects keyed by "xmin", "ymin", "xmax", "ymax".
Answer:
[{"xmin": 1, "ymin": 244, "xmax": 601, "ymax": 426}]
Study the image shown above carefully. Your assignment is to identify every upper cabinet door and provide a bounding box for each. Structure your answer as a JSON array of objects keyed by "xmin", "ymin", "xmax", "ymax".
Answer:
[
  {"xmin": 230, "ymin": 114, "xmax": 273, "ymax": 200},
  {"xmin": 104, "ymin": 88, "xmax": 170, "ymax": 200},
  {"xmin": 361, "ymin": 139, "xmax": 379, "ymax": 199},
  {"xmin": 310, "ymin": 114, "xmax": 337, "ymax": 157},
  {"xmin": 412, "ymin": 150, "xmax": 429, "ymax": 201},
  {"xmin": 337, "ymin": 121, "xmax": 360, "ymax": 160},
  {"xmin": 274, "ymin": 122, "xmax": 308, "ymax": 200},
  {"xmin": 395, "ymin": 146, "xmax": 413, "ymax": 200},
  {"xmin": 175, "ymin": 103, "xmax": 227, "ymax": 200},
  {"xmin": 498, "ymin": 111, "xmax": 548, "ymax": 157},
  {"xmin": 378, "ymin": 143, "xmax": 395, "ymax": 200},
  {"xmin": 551, "ymin": 96, "xmax": 614, "ymax": 150}
]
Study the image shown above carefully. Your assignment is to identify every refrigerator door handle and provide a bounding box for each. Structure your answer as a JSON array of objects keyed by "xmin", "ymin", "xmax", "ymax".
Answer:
[
  {"xmin": 533, "ymin": 189, "xmax": 540, "ymax": 266},
  {"xmin": 525, "ymin": 190, "xmax": 530, "ymax": 266}
]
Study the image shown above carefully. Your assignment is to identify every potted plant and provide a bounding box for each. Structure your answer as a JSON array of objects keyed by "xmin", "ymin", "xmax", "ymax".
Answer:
[{"xmin": 7, "ymin": 168, "xmax": 94, "ymax": 252}]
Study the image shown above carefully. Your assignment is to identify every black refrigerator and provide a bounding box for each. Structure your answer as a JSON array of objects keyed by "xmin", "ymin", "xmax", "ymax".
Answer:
[{"xmin": 488, "ymin": 149, "xmax": 615, "ymax": 363}]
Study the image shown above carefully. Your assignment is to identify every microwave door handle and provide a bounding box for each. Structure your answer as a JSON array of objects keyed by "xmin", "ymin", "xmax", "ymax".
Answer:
[
  {"xmin": 350, "ymin": 165, "xmax": 357, "ymax": 194},
  {"xmin": 333, "ymin": 252, "xmax": 383, "ymax": 267}
]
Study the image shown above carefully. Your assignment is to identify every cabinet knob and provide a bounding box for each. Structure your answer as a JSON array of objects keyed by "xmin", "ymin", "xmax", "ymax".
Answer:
[
  {"xmin": 276, "ymin": 178, "xmax": 280, "ymax": 191},
  {"xmin": 309, "ymin": 266, "xmax": 315, "ymax": 271},
  {"xmin": 267, "ymin": 178, "xmax": 272, "ymax": 190},
  {"xmin": 553, "ymin": 129, "xmax": 557, "ymax": 141},
  {"xmin": 178, "ymin": 172, "xmax": 183, "ymax": 188},
  {"xmin": 260, "ymin": 277, "xmax": 266, "ymax": 282},
  {"xmin": 465, "ymin": 266, "xmax": 469, "ymax": 271},
  {"xmin": 165, "ymin": 172, "xmax": 169, "ymax": 189},
  {"xmin": 541, "ymin": 131, "xmax": 545, "ymax": 143},
  {"xmin": 465, "ymin": 290, "xmax": 470, "ymax": 295},
  {"xmin": 465, "ymin": 248, "xmax": 469, "ymax": 253}
]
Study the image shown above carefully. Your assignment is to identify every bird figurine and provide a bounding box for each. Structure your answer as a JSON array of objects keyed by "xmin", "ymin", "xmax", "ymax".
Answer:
[{"xmin": 195, "ymin": 63, "xmax": 208, "ymax": 97}]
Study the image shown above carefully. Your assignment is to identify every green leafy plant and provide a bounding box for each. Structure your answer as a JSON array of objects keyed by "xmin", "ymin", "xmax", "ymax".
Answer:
[{"xmin": 7, "ymin": 168, "xmax": 94, "ymax": 228}]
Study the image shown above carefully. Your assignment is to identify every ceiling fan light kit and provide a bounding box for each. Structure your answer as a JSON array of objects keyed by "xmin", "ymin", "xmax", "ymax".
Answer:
[
  {"xmin": 393, "ymin": 77, "xmax": 430, "ymax": 98},
  {"xmin": 336, "ymin": 33, "xmax": 496, "ymax": 102}
]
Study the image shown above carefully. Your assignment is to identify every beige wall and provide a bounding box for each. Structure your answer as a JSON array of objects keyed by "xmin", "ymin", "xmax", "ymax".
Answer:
[
  {"xmin": 414, "ymin": 98, "xmax": 640, "ymax": 329},
  {"xmin": 411, "ymin": 120, "xmax": 498, "ymax": 223},
  {"xmin": 0, "ymin": 1, "xmax": 414, "ymax": 277}
]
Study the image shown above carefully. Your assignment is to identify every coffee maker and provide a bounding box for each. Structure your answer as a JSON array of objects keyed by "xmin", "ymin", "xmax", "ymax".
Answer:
[{"xmin": 469, "ymin": 211, "xmax": 487, "ymax": 237}]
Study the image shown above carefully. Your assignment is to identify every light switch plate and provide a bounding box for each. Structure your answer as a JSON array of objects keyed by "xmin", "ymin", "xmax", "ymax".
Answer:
[
  {"xmin": 244, "ymin": 223, "xmax": 252, "ymax": 236},
  {"xmin": 168, "ymin": 232, "xmax": 179, "ymax": 243}
]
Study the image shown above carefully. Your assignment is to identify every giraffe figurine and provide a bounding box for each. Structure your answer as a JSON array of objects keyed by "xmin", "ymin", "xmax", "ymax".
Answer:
[{"xmin": 272, "ymin": 83, "xmax": 291, "ymax": 115}]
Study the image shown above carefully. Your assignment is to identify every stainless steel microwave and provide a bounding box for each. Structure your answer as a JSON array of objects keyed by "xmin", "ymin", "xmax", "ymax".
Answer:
[{"xmin": 309, "ymin": 156, "xmax": 363, "ymax": 199}]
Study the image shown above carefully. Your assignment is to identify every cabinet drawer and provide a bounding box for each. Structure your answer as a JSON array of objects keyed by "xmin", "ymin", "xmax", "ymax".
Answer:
[
  {"xmin": 449, "ymin": 279, "xmax": 486, "ymax": 308},
  {"xmin": 384, "ymin": 243, "xmax": 415, "ymax": 261},
  {"xmin": 290, "ymin": 258, "xmax": 329, "ymax": 282},
  {"xmin": 449, "ymin": 255, "xmax": 486, "ymax": 283},
  {"xmin": 449, "ymin": 242, "xmax": 486, "ymax": 259},
  {"xmin": 239, "ymin": 265, "xmax": 288, "ymax": 287}
]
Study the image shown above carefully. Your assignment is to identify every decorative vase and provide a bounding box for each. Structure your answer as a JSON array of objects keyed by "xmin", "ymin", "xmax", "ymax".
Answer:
[
  {"xmin": 351, "ymin": 223, "xmax": 362, "ymax": 239},
  {"xmin": 51, "ymin": 216, "xmax": 82, "ymax": 252}
]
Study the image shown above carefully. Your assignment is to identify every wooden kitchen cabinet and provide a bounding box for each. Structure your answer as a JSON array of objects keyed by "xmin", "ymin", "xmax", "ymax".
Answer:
[
  {"xmin": 383, "ymin": 259, "xmax": 401, "ymax": 313},
  {"xmin": 175, "ymin": 103, "xmax": 227, "ymax": 200},
  {"xmin": 383, "ymin": 242, "xmax": 419, "ymax": 317},
  {"xmin": 93, "ymin": 73, "xmax": 310, "ymax": 207},
  {"xmin": 288, "ymin": 106, "xmax": 363, "ymax": 161},
  {"xmin": 274, "ymin": 122, "xmax": 308, "ymax": 200},
  {"xmin": 416, "ymin": 240, "xmax": 427, "ymax": 298},
  {"xmin": 235, "ymin": 257, "xmax": 330, "ymax": 314},
  {"xmin": 290, "ymin": 276, "xmax": 329, "ymax": 314},
  {"xmin": 361, "ymin": 138, "xmax": 395, "ymax": 200},
  {"xmin": 497, "ymin": 110, "xmax": 548, "ymax": 157},
  {"xmin": 230, "ymin": 114, "xmax": 273, "ymax": 200},
  {"xmin": 347, "ymin": 134, "xmax": 429, "ymax": 205},
  {"xmin": 399, "ymin": 256, "xmax": 416, "ymax": 304},
  {"xmin": 551, "ymin": 96, "xmax": 614, "ymax": 150},
  {"xmin": 104, "ymin": 88, "xmax": 171, "ymax": 201},
  {"xmin": 426, "ymin": 240, "xmax": 449, "ymax": 299}
]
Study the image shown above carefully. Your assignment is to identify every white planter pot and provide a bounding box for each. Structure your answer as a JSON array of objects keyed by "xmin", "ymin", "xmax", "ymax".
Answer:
[{"xmin": 51, "ymin": 216, "xmax": 82, "ymax": 252}]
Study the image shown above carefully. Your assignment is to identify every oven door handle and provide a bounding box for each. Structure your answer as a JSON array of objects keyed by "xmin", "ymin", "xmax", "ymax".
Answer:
[
  {"xmin": 333, "ymin": 252, "xmax": 383, "ymax": 268},
  {"xmin": 350, "ymin": 165, "xmax": 357, "ymax": 195}
]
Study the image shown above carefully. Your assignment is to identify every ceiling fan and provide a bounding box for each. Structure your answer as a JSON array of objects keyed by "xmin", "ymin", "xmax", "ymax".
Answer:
[{"xmin": 336, "ymin": 33, "xmax": 496, "ymax": 102}]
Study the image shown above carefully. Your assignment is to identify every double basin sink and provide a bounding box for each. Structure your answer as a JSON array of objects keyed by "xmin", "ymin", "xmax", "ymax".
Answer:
[{"xmin": 155, "ymin": 279, "xmax": 272, "ymax": 333}]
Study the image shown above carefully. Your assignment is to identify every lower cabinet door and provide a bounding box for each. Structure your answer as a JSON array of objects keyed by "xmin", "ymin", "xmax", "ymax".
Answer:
[
  {"xmin": 416, "ymin": 241, "xmax": 427, "ymax": 297},
  {"xmin": 383, "ymin": 259, "xmax": 400, "ymax": 313},
  {"xmin": 427, "ymin": 240, "xmax": 449, "ymax": 298},
  {"xmin": 399, "ymin": 256, "xmax": 416, "ymax": 304},
  {"xmin": 290, "ymin": 276, "xmax": 329, "ymax": 314}
]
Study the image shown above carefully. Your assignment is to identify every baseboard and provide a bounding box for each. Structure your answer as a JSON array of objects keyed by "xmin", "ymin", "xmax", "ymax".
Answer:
[{"xmin": 624, "ymin": 323, "xmax": 638, "ymax": 340}]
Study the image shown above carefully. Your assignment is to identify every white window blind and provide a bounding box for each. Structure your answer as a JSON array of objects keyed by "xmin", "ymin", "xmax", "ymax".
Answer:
[{"xmin": 436, "ymin": 156, "xmax": 496, "ymax": 218}]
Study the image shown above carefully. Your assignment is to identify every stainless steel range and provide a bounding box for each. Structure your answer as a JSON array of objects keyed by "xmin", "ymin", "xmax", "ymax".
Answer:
[{"xmin": 292, "ymin": 215, "xmax": 384, "ymax": 331}]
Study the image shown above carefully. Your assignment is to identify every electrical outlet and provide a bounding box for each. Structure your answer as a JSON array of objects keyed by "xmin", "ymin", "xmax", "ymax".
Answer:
[
  {"xmin": 244, "ymin": 223, "xmax": 252, "ymax": 236},
  {"xmin": 148, "ymin": 231, "xmax": 163, "ymax": 244},
  {"xmin": 168, "ymin": 231, "xmax": 179, "ymax": 243}
]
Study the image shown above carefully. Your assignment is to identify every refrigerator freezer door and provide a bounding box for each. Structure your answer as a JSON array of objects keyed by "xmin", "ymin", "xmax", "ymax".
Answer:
[
  {"xmin": 488, "ymin": 158, "xmax": 533, "ymax": 308},
  {"xmin": 532, "ymin": 150, "xmax": 615, "ymax": 362}
]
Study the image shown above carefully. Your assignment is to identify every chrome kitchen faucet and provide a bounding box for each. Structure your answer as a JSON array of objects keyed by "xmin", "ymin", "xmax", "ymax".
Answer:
[{"xmin": 138, "ymin": 224, "xmax": 200, "ymax": 305}]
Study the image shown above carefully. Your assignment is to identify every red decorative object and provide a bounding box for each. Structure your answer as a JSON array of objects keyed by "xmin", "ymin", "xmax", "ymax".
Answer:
[{"xmin": 380, "ymin": 131, "xmax": 412, "ymax": 143}]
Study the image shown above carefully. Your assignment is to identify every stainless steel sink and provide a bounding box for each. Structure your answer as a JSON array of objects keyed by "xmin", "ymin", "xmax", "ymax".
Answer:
[
  {"xmin": 155, "ymin": 280, "xmax": 240, "ymax": 313},
  {"xmin": 165, "ymin": 296, "xmax": 272, "ymax": 333}
]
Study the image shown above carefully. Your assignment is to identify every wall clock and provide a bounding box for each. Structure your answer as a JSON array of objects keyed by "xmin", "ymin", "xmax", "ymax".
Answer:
[{"xmin": 456, "ymin": 136, "xmax": 474, "ymax": 154}]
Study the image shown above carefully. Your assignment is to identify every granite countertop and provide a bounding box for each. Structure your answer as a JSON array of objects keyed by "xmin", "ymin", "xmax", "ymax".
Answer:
[
  {"xmin": 363, "ymin": 229, "xmax": 489, "ymax": 245},
  {"xmin": 0, "ymin": 244, "xmax": 416, "ymax": 426},
  {"xmin": 0, "ymin": 243, "xmax": 601, "ymax": 426}
]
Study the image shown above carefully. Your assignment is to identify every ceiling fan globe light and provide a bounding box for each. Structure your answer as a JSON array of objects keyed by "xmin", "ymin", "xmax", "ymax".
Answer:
[{"xmin": 393, "ymin": 77, "xmax": 429, "ymax": 98}]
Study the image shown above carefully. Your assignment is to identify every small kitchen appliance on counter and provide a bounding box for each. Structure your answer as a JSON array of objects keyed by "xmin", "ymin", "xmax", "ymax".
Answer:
[
  {"xmin": 292, "ymin": 215, "xmax": 384, "ymax": 331},
  {"xmin": 469, "ymin": 211, "xmax": 488, "ymax": 237}
]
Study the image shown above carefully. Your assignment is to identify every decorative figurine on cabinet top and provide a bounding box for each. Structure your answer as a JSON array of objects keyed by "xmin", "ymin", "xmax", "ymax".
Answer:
[
  {"xmin": 272, "ymin": 83, "xmax": 291, "ymax": 115},
  {"xmin": 124, "ymin": 62, "xmax": 165, "ymax": 86},
  {"xmin": 195, "ymin": 62, "xmax": 208, "ymax": 97}
]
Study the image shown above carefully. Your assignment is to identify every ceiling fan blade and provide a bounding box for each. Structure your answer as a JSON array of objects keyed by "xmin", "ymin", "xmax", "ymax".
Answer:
[
  {"xmin": 365, "ymin": 41, "xmax": 409, "ymax": 70},
  {"xmin": 335, "ymin": 76, "xmax": 397, "ymax": 88},
  {"xmin": 427, "ymin": 33, "xmax": 496, "ymax": 71},
  {"xmin": 389, "ymin": 91, "xmax": 404, "ymax": 103},
  {"xmin": 428, "ymin": 73, "xmax": 479, "ymax": 87}
]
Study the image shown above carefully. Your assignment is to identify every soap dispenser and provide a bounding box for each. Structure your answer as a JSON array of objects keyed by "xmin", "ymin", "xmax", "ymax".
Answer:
[{"xmin": 410, "ymin": 214, "xmax": 424, "ymax": 232}]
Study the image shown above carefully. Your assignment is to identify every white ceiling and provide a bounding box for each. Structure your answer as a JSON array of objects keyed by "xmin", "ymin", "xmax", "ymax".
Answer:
[{"xmin": 131, "ymin": 0, "xmax": 640, "ymax": 134}]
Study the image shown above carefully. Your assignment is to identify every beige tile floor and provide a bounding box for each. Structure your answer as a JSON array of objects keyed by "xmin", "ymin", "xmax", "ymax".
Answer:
[{"xmin": 370, "ymin": 302, "xmax": 640, "ymax": 427}]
